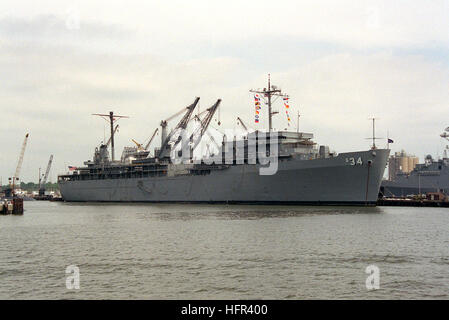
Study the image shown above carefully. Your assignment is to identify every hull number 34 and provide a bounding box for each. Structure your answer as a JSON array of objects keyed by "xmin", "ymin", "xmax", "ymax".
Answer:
[{"xmin": 346, "ymin": 157, "xmax": 363, "ymax": 166}]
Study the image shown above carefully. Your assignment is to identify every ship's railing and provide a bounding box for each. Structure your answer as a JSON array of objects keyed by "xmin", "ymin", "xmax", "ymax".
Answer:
[
  {"xmin": 58, "ymin": 166, "xmax": 169, "ymax": 182},
  {"xmin": 416, "ymin": 171, "xmax": 441, "ymax": 176}
]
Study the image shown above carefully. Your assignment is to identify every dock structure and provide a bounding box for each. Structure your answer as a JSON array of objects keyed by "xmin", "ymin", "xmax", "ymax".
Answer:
[
  {"xmin": 0, "ymin": 198, "xmax": 24, "ymax": 215},
  {"xmin": 377, "ymin": 197, "xmax": 449, "ymax": 207},
  {"xmin": 1, "ymin": 132, "xmax": 29, "ymax": 215}
]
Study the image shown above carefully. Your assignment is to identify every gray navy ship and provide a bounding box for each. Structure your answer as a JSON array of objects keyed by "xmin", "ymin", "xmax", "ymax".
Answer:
[
  {"xmin": 381, "ymin": 129, "xmax": 449, "ymax": 197},
  {"xmin": 58, "ymin": 79, "xmax": 389, "ymax": 205}
]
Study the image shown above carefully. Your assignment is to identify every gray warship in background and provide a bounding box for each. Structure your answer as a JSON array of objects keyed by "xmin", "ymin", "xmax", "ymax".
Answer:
[
  {"xmin": 381, "ymin": 128, "xmax": 449, "ymax": 197},
  {"xmin": 58, "ymin": 78, "xmax": 389, "ymax": 205}
]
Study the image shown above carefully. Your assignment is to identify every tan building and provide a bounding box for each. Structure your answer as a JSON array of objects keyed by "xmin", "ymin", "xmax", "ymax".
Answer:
[{"xmin": 388, "ymin": 150, "xmax": 419, "ymax": 181}]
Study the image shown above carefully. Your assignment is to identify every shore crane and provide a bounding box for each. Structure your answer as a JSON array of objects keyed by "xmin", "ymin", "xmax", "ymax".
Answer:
[
  {"xmin": 6, "ymin": 133, "xmax": 29, "ymax": 197},
  {"xmin": 39, "ymin": 154, "xmax": 53, "ymax": 196}
]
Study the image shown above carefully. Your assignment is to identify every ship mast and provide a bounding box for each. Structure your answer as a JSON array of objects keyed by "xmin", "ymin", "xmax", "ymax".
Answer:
[
  {"xmin": 92, "ymin": 111, "xmax": 129, "ymax": 162},
  {"xmin": 250, "ymin": 74, "xmax": 285, "ymax": 132},
  {"xmin": 367, "ymin": 117, "xmax": 382, "ymax": 150}
]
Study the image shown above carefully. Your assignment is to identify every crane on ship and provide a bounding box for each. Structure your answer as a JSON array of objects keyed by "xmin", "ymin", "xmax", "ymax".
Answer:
[
  {"xmin": 144, "ymin": 128, "xmax": 159, "ymax": 151},
  {"xmin": 237, "ymin": 117, "xmax": 249, "ymax": 131},
  {"xmin": 93, "ymin": 124, "xmax": 119, "ymax": 164},
  {"xmin": 236, "ymin": 116, "xmax": 255, "ymax": 133},
  {"xmin": 204, "ymin": 132, "xmax": 222, "ymax": 158},
  {"xmin": 39, "ymin": 154, "xmax": 53, "ymax": 196},
  {"xmin": 104, "ymin": 125, "xmax": 119, "ymax": 147},
  {"xmin": 131, "ymin": 139, "xmax": 144, "ymax": 152},
  {"xmin": 6, "ymin": 133, "xmax": 29, "ymax": 197},
  {"xmin": 131, "ymin": 128, "xmax": 159, "ymax": 154},
  {"xmin": 190, "ymin": 113, "xmax": 223, "ymax": 158},
  {"xmin": 157, "ymin": 97, "xmax": 200, "ymax": 159},
  {"xmin": 183, "ymin": 99, "xmax": 221, "ymax": 159}
]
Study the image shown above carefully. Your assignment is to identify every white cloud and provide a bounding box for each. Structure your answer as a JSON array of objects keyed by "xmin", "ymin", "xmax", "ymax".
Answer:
[
  {"xmin": 1, "ymin": 0, "xmax": 449, "ymax": 51},
  {"xmin": 0, "ymin": 39, "xmax": 246, "ymax": 180},
  {"xmin": 274, "ymin": 52, "xmax": 449, "ymax": 156}
]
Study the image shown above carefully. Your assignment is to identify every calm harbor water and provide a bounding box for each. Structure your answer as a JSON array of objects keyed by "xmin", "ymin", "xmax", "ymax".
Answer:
[{"xmin": 0, "ymin": 201, "xmax": 448, "ymax": 299}]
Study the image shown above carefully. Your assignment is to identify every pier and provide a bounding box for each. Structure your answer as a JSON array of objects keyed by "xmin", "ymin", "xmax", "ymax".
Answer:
[
  {"xmin": 0, "ymin": 198, "xmax": 24, "ymax": 215},
  {"xmin": 377, "ymin": 198, "xmax": 449, "ymax": 207}
]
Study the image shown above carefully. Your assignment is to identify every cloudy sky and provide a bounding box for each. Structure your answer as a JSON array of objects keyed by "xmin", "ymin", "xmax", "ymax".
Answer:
[{"xmin": 1, "ymin": 0, "xmax": 448, "ymax": 182}]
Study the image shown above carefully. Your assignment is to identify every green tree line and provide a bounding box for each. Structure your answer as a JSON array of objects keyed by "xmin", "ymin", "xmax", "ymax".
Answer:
[{"xmin": 1, "ymin": 182, "xmax": 59, "ymax": 192}]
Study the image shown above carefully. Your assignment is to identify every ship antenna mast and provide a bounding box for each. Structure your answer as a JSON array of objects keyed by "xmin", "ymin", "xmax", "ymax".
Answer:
[
  {"xmin": 250, "ymin": 74, "xmax": 284, "ymax": 132},
  {"xmin": 92, "ymin": 111, "xmax": 129, "ymax": 162},
  {"xmin": 366, "ymin": 117, "xmax": 382, "ymax": 150}
]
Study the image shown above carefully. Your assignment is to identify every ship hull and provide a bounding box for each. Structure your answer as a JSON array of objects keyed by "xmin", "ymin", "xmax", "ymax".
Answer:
[
  {"xmin": 381, "ymin": 171, "xmax": 449, "ymax": 197},
  {"xmin": 59, "ymin": 149, "xmax": 389, "ymax": 205}
]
